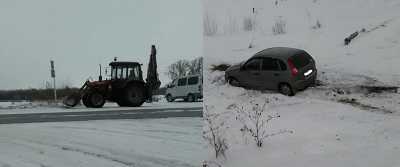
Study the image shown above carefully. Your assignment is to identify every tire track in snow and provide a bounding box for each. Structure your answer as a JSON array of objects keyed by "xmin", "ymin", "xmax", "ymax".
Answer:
[
  {"xmin": 24, "ymin": 139, "xmax": 197, "ymax": 167},
  {"xmin": 59, "ymin": 146, "xmax": 137, "ymax": 167}
]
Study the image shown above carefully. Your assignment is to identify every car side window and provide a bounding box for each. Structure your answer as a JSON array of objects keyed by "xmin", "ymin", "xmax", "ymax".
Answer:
[
  {"xmin": 278, "ymin": 60, "xmax": 287, "ymax": 71},
  {"xmin": 188, "ymin": 76, "xmax": 199, "ymax": 85},
  {"xmin": 244, "ymin": 58, "xmax": 261, "ymax": 71},
  {"xmin": 178, "ymin": 78, "xmax": 187, "ymax": 86},
  {"xmin": 262, "ymin": 58, "xmax": 279, "ymax": 71}
]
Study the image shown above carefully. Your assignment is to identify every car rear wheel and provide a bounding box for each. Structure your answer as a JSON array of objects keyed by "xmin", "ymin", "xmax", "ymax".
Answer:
[{"xmin": 279, "ymin": 83, "xmax": 294, "ymax": 96}]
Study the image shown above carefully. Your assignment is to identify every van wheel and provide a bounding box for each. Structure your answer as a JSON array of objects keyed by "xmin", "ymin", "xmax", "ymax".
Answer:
[
  {"xmin": 228, "ymin": 77, "xmax": 240, "ymax": 87},
  {"xmin": 187, "ymin": 94, "xmax": 196, "ymax": 102},
  {"xmin": 166, "ymin": 94, "xmax": 174, "ymax": 102},
  {"xmin": 279, "ymin": 83, "xmax": 295, "ymax": 96}
]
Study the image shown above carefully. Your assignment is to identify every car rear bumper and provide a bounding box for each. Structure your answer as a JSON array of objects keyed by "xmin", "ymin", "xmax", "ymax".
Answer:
[{"xmin": 293, "ymin": 69, "xmax": 317, "ymax": 91}]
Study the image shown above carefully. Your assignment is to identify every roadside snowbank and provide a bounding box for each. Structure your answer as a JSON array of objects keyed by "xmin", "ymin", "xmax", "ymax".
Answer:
[{"xmin": 0, "ymin": 101, "xmax": 202, "ymax": 115}]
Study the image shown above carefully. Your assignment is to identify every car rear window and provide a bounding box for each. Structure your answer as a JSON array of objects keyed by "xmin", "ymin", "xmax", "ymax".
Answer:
[{"xmin": 290, "ymin": 54, "xmax": 310, "ymax": 68}]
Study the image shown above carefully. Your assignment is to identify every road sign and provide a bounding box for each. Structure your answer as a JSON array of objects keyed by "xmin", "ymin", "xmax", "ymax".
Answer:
[
  {"xmin": 50, "ymin": 60, "xmax": 55, "ymax": 78},
  {"xmin": 50, "ymin": 60, "xmax": 57, "ymax": 102}
]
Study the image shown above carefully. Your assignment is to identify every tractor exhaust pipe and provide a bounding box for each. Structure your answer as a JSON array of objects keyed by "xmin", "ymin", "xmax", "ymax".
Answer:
[{"xmin": 99, "ymin": 64, "xmax": 103, "ymax": 81}]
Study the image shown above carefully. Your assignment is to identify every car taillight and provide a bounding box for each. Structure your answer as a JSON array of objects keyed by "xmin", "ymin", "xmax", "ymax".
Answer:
[{"xmin": 287, "ymin": 58, "xmax": 298, "ymax": 77}]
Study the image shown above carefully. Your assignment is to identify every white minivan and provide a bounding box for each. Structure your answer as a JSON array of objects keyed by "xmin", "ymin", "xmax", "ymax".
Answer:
[{"xmin": 165, "ymin": 74, "xmax": 202, "ymax": 102}]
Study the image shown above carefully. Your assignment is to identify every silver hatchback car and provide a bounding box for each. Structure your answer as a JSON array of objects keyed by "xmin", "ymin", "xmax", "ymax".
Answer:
[{"xmin": 225, "ymin": 47, "xmax": 317, "ymax": 96}]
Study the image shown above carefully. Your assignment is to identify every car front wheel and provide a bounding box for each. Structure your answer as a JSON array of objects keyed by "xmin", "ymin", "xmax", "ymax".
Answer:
[{"xmin": 227, "ymin": 77, "xmax": 240, "ymax": 87}]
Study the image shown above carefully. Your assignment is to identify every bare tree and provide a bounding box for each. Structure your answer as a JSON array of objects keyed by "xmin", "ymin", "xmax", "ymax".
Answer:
[
  {"xmin": 188, "ymin": 57, "xmax": 203, "ymax": 75},
  {"xmin": 204, "ymin": 13, "xmax": 218, "ymax": 36},
  {"xmin": 272, "ymin": 16, "xmax": 287, "ymax": 35},
  {"xmin": 233, "ymin": 99, "xmax": 293, "ymax": 147},
  {"xmin": 167, "ymin": 60, "xmax": 190, "ymax": 80}
]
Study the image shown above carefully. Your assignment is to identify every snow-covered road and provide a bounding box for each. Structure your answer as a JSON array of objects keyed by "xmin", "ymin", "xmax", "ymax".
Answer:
[
  {"xmin": 0, "ymin": 118, "xmax": 205, "ymax": 167},
  {"xmin": 0, "ymin": 101, "xmax": 202, "ymax": 115}
]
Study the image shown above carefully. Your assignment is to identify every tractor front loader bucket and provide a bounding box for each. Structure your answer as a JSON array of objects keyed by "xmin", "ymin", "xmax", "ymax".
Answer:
[{"xmin": 62, "ymin": 81, "xmax": 89, "ymax": 107}]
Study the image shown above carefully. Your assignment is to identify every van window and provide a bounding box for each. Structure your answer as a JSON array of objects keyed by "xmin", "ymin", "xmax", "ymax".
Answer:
[
  {"xmin": 188, "ymin": 76, "xmax": 199, "ymax": 85},
  {"xmin": 262, "ymin": 58, "xmax": 279, "ymax": 71},
  {"xmin": 291, "ymin": 54, "xmax": 310, "ymax": 68},
  {"xmin": 178, "ymin": 78, "xmax": 187, "ymax": 86}
]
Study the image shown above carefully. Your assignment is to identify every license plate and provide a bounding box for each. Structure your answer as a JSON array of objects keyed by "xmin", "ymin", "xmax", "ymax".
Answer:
[{"xmin": 304, "ymin": 69, "xmax": 313, "ymax": 76}]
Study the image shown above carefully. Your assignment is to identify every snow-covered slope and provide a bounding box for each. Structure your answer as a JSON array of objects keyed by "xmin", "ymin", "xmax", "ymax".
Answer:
[
  {"xmin": 203, "ymin": 0, "xmax": 400, "ymax": 166},
  {"xmin": 204, "ymin": 0, "xmax": 400, "ymax": 84}
]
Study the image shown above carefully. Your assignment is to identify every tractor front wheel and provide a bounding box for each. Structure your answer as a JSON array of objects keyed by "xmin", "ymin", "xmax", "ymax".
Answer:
[
  {"xmin": 89, "ymin": 92, "xmax": 105, "ymax": 108},
  {"xmin": 82, "ymin": 93, "xmax": 92, "ymax": 108}
]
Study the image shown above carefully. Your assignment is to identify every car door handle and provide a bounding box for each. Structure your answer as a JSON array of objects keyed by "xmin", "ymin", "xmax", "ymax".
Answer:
[
  {"xmin": 274, "ymin": 73, "xmax": 279, "ymax": 76},
  {"xmin": 253, "ymin": 72, "xmax": 260, "ymax": 76}
]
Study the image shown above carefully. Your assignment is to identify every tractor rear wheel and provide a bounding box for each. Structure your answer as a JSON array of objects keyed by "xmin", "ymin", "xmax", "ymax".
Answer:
[
  {"xmin": 116, "ymin": 99, "xmax": 128, "ymax": 107},
  {"xmin": 123, "ymin": 84, "xmax": 145, "ymax": 107},
  {"xmin": 88, "ymin": 92, "xmax": 105, "ymax": 108}
]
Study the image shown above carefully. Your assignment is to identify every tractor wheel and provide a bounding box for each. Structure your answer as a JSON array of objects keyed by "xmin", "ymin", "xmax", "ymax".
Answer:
[
  {"xmin": 166, "ymin": 94, "xmax": 174, "ymax": 102},
  {"xmin": 123, "ymin": 84, "xmax": 145, "ymax": 107},
  {"xmin": 82, "ymin": 93, "xmax": 93, "ymax": 108},
  {"xmin": 116, "ymin": 100, "xmax": 128, "ymax": 107},
  {"xmin": 88, "ymin": 92, "xmax": 105, "ymax": 108}
]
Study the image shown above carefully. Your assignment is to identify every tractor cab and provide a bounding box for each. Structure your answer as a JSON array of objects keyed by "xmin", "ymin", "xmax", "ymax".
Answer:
[{"xmin": 109, "ymin": 62, "xmax": 143, "ymax": 82}]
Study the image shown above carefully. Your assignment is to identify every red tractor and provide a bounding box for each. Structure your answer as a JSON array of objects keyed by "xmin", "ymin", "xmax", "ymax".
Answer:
[{"xmin": 63, "ymin": 45, "xmax": 160, "ymax": 108}]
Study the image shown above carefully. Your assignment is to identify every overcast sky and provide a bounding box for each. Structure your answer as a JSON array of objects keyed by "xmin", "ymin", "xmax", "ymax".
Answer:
[{"xmin": 0, "ymin": 0, "xmax": 202, "ymax": 90}]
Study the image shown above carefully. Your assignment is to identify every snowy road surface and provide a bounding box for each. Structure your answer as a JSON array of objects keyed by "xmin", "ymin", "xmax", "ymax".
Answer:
[
  {"xmin": 0, "ymin": 106, "xmax": 202, "ymax": 124},
  {"xmin": 0, "ymin": 118, "xmax": 205, "ymax": 167},
  {"xmin": 0, "ymin": 101, "xmax": 202, "ymax": 115}
]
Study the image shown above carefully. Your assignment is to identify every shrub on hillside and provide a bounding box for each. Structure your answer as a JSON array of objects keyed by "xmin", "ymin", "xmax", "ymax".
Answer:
[
  {"xmin": 243, "ymin": 17, "xmax": 255, "ymax": 32},
  {"xmin": 272, "ymin": 17, "xmax": 287, "ymax": 35},
  {"xmin": 204, "ymin": 13, "xmax": 218, "ymax": 36}
]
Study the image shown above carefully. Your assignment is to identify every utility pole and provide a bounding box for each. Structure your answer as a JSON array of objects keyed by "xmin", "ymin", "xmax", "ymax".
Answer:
[
  {"xmin": 50, "ymin": 60, "xmax": 57, "ymax": 102},
  {"xmin": 249, "ymin": 7, "xmax": 257, "ymax": 48}
]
